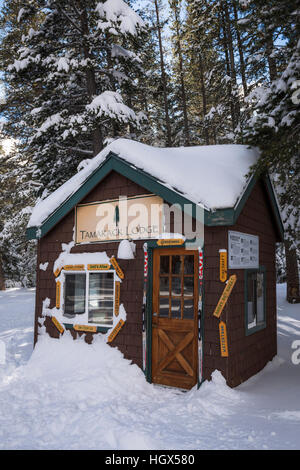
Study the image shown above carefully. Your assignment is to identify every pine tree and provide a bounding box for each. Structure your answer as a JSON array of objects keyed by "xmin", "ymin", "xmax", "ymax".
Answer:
[
  {"xmin": 153, "ymin": 0, "xmax": 172, "ymax": 146},
  {"xmin": 0, "ymin": 138, "xmax": 36, "ymax": 287},
  {"xmin": 169, "ymin": 0, "xmax": 190, "ymax": 146},
  {"xmin": 134, "ymin": 0, "xmax": 174, "ymax": 146},
  {"xmin": 2, "ymin": 0, "xmax": 146, "ymax": 196},
  {"xmin": 185, "ymin": 0, "xmax": 231, "ymax": 144},
  {"xmin": 0, "ymin": 0, "xmax": 148, "ymax": 285},
  {"xmin": 242, "ymin": 0, "xmax": 300, "ymax": 302}
]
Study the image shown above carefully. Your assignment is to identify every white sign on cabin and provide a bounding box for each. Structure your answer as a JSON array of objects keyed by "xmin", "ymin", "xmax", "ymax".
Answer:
[
  {"xmin": 228, "ymin": 231, "xmax": 259, "ymax": 269},
  {"xmin": 76, "ymin": 194, "xmax": 164, "ymax": 244}
]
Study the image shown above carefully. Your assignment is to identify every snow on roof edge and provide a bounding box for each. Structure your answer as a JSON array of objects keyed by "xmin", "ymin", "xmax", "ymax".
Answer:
[{"xmin": 28, "ymin": 138, "xmax": 260, "ymax": 229}]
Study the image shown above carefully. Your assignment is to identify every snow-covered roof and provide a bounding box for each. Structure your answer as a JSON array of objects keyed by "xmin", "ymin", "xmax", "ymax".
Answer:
[{"xmin": 28, "ymin": 139, "xmax": 260, "ymax": 229}]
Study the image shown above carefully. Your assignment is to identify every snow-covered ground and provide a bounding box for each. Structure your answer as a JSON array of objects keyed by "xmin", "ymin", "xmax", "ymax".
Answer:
[{"xmin": 0, "ymin": 284, "xmax": 299, "ymax": 450}]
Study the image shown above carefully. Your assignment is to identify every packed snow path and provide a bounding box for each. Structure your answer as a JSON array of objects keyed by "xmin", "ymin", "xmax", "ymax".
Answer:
[{"xmin": 0, "ymin": 284, "xmax": 299, "ymax": 450}]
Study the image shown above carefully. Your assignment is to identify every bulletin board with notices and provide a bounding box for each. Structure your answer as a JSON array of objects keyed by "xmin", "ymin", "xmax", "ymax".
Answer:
[{"xmin": 228, "ymin": 231, "xmax": 259, "ymax": 269}]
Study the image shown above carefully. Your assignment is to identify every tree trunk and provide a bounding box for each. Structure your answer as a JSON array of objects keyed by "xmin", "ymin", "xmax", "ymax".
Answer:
[
  {"xmin": 219, "ymin": 7, "xmax": 236, "ymax": 131},
  {"xmin": 222, "ymin": 0, "xmax": 240, "ymax": 127},
  {"xmin": 80, "ymin": 4, "xmax": 103, "ymax": 155},
  {"xmin": 198, "ymin": 53, "xmax": 210, "ymax": 145},
  {"xmin": 265, "ymin": 34, "xmax": 277, "ymax": 82},
  {"xmin": 284, "ymin": 240, "xmax": 300, "ymax": 303},
  {"xmin": 232, "ymin": 0, "xmax": 247, "ymax": 97},
  {"xmin": 154, "ymin": 0, "xmax": 172, "ymax": 147},
  {"xmin": 171, "ymin": 1, "xmax": 190, "ymax": 146},
  {"xmin": 0, "ymin": 250, "xmax": 5, "ymax": 291}
]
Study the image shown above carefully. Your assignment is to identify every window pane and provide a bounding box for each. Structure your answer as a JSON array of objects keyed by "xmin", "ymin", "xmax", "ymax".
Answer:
[
  {"xmin": 171, "ymin": 255, "xmax": 181, "ymax": 274},
  {"xmin": 64, "ymin": 273, "xmax": 86, "ymax": 316},
  {"xmin": 171, "ymin": 298, "xmax": 181, "ymax": 319},
  {"xmin": 247, "ymin": 273, "xmax": 256, "ymax": 328},
  {"xmin": 183, "ymin": 298, "xmax": 194, "ymax": 319},
  {"xmin": 159, "ymin": 298, "xmax": 169, "ymax": 317},
  {"xmin": 183, "ymin": 276, "xmax": 194, "ymax": 296},
  {"xmin": 171, "ymin": 277, "xmax": 181, "ymax": 296},
  {"xmin": 184, "ymin": 255, "xmax": 194, "ymax": 274},
  {"xmin": 256, "ymin": 273, "xmax": 265, "ymax": 324},
  {"xmin": 159, "ymin": 277, "xmax": 169, "ymax": 296},
  {"xmin": 160, "ymin": 256, "xmax": 169, "ymax": 274},
  {"xmin": 88, "ymin": 272, "xmax": 114, "ymax": 325}
]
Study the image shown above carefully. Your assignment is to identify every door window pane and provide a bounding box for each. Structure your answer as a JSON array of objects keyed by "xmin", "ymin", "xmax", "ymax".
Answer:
[
  {"xmin": 171, "ymin": 298, "xmax": 181, "ymax": 319},
  {"xmin": 160, "ymin": 256, "xmax": 169, "ymax": 274},
  {"xmin": 64, "ymin": 273, "xmax": 86, "ymax": 316},
  {"xmin": 159, "ymin": 277, "xmax": 169, "ymax": 296},
  {"xmin": 159, "ymin": 298, "xmax": 169, "ymax": 317},
  {"xmin": 157, "ymin": 252, "xmax": 197, "ymax": 322},
  {"xmin": 171, "ymin": 277, "xmax": 181, "ymax": 297},
  {"xmin": 88, "ymin": 272, "xmax": 114, "ymax": 325},
  {"xmin": 184, "ymin": 255, "xmax": 194, "ymax": 274},
  {"xmin": 183, "ymin": 277, "xmax": 194, "ymax": 296},
  {"xmin": 183, "ymin": 298, "xmax": 194, "ymax": 319},
  {"xmin": 171, "ymin": 255, "xmax": 182, "ymax": 274}
]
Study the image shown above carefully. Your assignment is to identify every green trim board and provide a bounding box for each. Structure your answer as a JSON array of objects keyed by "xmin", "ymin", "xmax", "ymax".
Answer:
[
  {"xmin": 26, "ymin": 151, "xmax": 284, "ymax": 241},
  {"xmin": 244, "ymin": 266, "xmax": 267, "ymax": 336},
  {"xmin": 145, "ymin": 244, "xmax": 154, "ymax": 383},
  {"xmin": 262, "ymin": 174, "xmax": 284, "ymax": 240}
]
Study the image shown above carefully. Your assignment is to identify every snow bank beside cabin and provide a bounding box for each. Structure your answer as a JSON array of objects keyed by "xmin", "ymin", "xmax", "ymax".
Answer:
[
  {"xmin": 28, "ymin": 139, "xmax": 259, "ymax": 228},
  {"xmin": 1, "ymin": 285, "xmax": 300, "ymax": 450},
  {"xmin": 22, "ymin": 333, "xmax": 150, "ymax": 402},
  {"xmin": 0, "ymin": 331, "xmax": 242, "ymax": 450}
]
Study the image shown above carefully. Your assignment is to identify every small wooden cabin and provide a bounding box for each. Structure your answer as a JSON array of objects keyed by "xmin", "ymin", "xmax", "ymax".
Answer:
[{"xmin": 27, "ymin": 139, "xmax": 284, "ymax": 389}]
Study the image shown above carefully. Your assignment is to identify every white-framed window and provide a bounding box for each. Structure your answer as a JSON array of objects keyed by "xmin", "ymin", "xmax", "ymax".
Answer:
[
  {"xmin": 245, "ymin": 267, "xmax": 266, "ymax": 335},
  {"xmin": 63, "ymin": 270, "xmax": 115, "ymax": 327}
]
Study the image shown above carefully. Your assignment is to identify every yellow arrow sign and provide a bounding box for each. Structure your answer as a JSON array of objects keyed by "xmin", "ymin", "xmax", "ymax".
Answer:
[
  {"xmin": 56, "ymin": 281, "xmax": 61, "ymax": 309},
  {"xmin": 63, "ymin": 265, "xmax": 85, "ymax": 271},
  {"xmin": 219, "ymin": 249, "xmax": 227, "ymax": 282},
  {"xmin": 87, "ymin": 263, "xmax": 111, "ymax": 271},
  {"xmin": 114, "ymin": 281, "xmax": 121, "ymax": 316},
  {"xmin": 51, "ymin": 316, "xmax": 64, "ymax": 334},
  {"xmin": 54, "ymin": 267, "xmax": 62, "ymax": 277},
  {"xmin": 157, "ymin": 238, "xmax": 184, "ymax": 246},
  {"xmin": 213, "ymin": 274, "xmax": 237, "ymax": 318},
  {"xmin": 110, "ymin": 257, "xmax": 124, "ymax": 279},
  {"xmin": 107, "ymin": 319, "xmax": 125, "ymax": 343},
  {"xmin": 74, "ymin": 324, "xmax": 97, "ymax": 333},
  {"xmin": 219, "ymin": 321, "xmax": 228, "ymax": 357}
]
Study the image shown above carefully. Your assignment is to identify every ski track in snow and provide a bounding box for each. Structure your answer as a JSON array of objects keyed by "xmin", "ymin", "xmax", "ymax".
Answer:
[{"xmin": 0, "ymin": 284, "xmax": 299, "ymax": 450}]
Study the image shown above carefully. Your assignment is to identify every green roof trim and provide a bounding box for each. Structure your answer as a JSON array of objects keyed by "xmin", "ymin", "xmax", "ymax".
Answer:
[
  {"xmin": 262, "ymin": 173, "xmax": 284, "ymax": 240},
  {"xmin": 26, "ymin": 151, "xmax": 283, "ymax": 241}
]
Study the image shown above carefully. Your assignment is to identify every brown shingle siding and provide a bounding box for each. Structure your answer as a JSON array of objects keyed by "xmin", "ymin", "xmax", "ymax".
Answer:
[
  {"xmin": 35, "ymin": 170, "xmax": 148, "ymax": 368},
  {"xmin": 204, "ymin": 180, "xmax": 278, "ymax": 387}
]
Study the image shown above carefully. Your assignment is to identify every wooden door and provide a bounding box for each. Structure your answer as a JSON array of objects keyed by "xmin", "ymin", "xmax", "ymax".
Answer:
[{"xmin": 152, "ymin": 248, "xmax": 198, "ymax": 389}]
